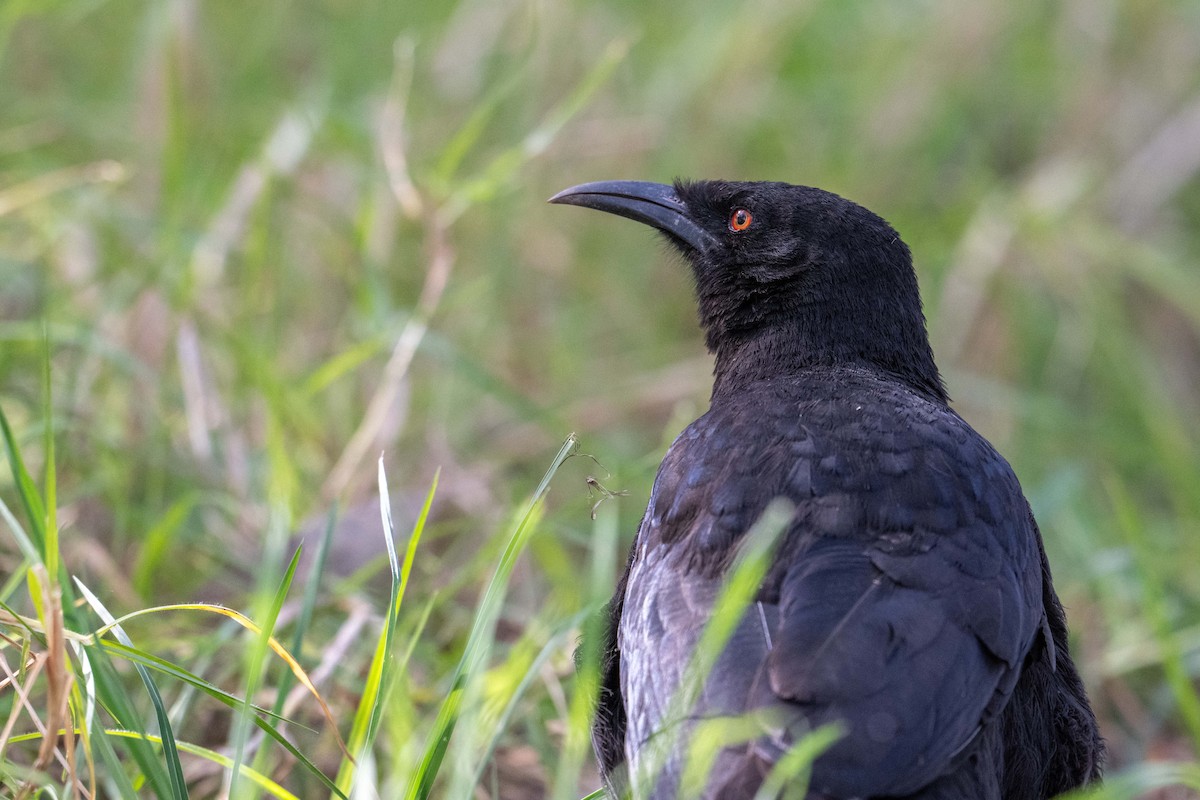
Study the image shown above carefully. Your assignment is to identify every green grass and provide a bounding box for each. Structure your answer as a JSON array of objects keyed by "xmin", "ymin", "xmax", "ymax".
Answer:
[{"xmin": 2, "ymin": 1, "xmax": 1200, "ymax": 797}]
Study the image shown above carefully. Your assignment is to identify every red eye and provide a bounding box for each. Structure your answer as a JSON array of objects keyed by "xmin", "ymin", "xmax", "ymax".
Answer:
[{"xmin": 730, "ymin": 208, "xmax": 753, "ymax": 231}]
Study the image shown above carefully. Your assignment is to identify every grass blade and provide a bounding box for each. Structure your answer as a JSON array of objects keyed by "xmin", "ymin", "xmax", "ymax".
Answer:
[
  {"xmin": 369, "ymin": 463, "xmax": 438, "ymax": 745},
  {"xmin": 74, "ymin": 579, "xmax": 189, "ymax": 800},
  {"xmin": 90, "ymin": 636, "xmax": 347, "ymax": 798},
  {"xmin": 410, "ymin": 434, "xmax": 577, "ymax": 800},
  {"xmin": 335, "ymin": 464, "xmax": 438, "ymax": 794},
  {"xmin": 229, "ymin": 544, "xmax": 301, "ymax": 799},
  {"xmin": 0, "ymin": 400, "xmax": 47, "ymax": 556}
]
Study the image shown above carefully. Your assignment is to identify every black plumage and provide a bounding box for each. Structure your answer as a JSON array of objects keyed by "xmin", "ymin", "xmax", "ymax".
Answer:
[{"xmin": 550, "ymin": 179, "xmax": 1103, "ymax": 799}]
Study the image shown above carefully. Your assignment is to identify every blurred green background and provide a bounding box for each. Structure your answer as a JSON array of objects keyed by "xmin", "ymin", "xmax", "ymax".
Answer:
[{"xmin": 2, "ymin": 0, "xmax": 1199, "ymax": 797}]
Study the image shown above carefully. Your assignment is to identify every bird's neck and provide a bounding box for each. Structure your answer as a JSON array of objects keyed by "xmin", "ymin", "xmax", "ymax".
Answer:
[{"xmin": 709, "ymin": 323, "xmax": 947, "ymax": 403}]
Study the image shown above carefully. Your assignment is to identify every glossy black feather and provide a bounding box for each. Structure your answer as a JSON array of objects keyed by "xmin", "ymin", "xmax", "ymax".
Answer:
[{"xmin": 553, "ymin": 179, "xmax": 1103, "ymax": 799}]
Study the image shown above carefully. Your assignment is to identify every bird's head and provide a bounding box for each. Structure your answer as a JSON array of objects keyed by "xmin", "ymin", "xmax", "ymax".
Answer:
[{"xmin": 550, "ymin": 179, "xmax": 946, "ymax": 401}]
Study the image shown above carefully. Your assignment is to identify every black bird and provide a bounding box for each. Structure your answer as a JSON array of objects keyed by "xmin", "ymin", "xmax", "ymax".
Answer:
[{"xmin": 550, "ymin": 180, "xmax": 1103, "ymax": 799}]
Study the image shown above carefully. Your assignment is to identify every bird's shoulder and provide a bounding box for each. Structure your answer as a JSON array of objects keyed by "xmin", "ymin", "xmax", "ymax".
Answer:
[
  {"xmin": 638, "ymin": 365, "xmax": 1042, "ymax": 665},
  {"xmin": 642, "ymin": 365, "xmax": 1025, "ymax": 559}
]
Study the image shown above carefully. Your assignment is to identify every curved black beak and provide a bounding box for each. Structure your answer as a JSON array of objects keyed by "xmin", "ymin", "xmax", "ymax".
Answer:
[{"xmin": 548, "ymin": 180, "xmax": 716, "ymax": 253}]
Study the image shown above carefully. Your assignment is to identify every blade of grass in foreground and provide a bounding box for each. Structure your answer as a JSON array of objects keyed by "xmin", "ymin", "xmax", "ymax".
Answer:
[
  {"xmin": 285, "ymin": 508, "xmax": 337, "ymax": 696},
  {"xmin": 252, "ymin": 507, "xmax": 338, "ymax": 784},
  {"xmin": 369, "ymin": 462, "xmax": 436, "ymax": 744},
  {"xmin": 68, "ymin": 632, "xmax": 99, "ymax": 798},
  {"xmin": 83, "ymin": 615, "xmax": 346, "ymax": 798},
  {"xmin": 229, "ymin": 543, "xmax": 300, "ymax": 800},
  {"xmin": 85, "ymin": 601, "xmax": 345, "ymax": 735},
  {"xmin": 0, "ymin": 492, "xmax": 38, "ymax": 576},
  {"xmin": 335, "ymin": 463, "xmax": 438, "ymax": 795},
  {"xmin": 73, "ymin": 596, "xmax": 175, "ymax": 796},
  {"xmin": 94, "ymin": 640, "xmax": 294, "ymax": 726},
  {"xmin": 69, "ymin": 595, "xmax": 349, "ymax": 797},
  {"xmin": 74, "ymin": 580, "xmax": 189, "ymax": 800},
  {"xmin": 101, "ymin": 638, "xmax": 344, "ymax": 797},
  {"xmin": 0, "ymin": 400, "xmax": 47, "ymax": 559},
  {"xmin": 407, "ymin": 434, "xmax": 578, "ymax": 800}
]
